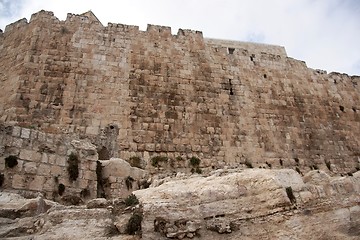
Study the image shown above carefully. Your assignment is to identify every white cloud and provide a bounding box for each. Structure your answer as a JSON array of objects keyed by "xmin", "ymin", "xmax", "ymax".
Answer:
[{"xmin": 0, "ymin": 0, "xmax": 359, "ymax": 75}]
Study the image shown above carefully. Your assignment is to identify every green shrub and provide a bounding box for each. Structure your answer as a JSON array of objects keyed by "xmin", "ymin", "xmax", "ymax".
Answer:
[
  {"xmin": 124, "ymin": 194, "xmax": 139, "ymax": 207},
  {"xmin": 126, "ymin": 212, "xmax": 142, "ymax": 235},
  {"xmin": 189, "ymin": 157, "xmax": 201, "ymax": 167},
  {"xmin": 129, "ymin": 156, "xmax": 142, "ymax": 168},
  {"xmin": 5, "ymin": 155, "xmax": 18, "ymax": 168},
  {"xmin": 245, "ymin": 160, "xmax": 253, "ymax": 168},
  {"xmin": 151, "ymin": 156, "xmax": 168, "ymax": 167},
  {"xmin": 67, "ymin": 152, "xmax": 79, "ymax": 181}
]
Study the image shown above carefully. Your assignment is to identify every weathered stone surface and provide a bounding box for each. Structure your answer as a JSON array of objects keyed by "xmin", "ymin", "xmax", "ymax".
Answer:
[
  {"xmin": 101, "ymin": 158, "xmax": 147, "ymax": 180},
  {"xmin": 0, "ymin": 10, "xmax": 358, "ymax": 176},
  {"xmin": 135, "ymin": 169, "xmax": 360, "ymax": 239},
  {"xmin": 0, "ymin": 192, "xmax": 140, "ymax": 240}
]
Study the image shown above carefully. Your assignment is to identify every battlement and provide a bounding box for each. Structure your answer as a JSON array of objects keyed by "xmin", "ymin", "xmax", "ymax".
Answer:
[{"xmin": 205, "ymin": 38, "xmax": 287, "ymax": 57}]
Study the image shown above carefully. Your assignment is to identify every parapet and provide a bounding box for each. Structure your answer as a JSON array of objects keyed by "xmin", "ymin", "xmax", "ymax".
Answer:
[
  {"xmin": 4, "ymin": 18, "xmax": 28, "ymax": 33},
  {"xmin": 205, "ymin": 38, "xmax": 287, "ymax": 57},
  {"xmin": 29, "ymin": 10, "xmax": 59, "ymax": 24}
]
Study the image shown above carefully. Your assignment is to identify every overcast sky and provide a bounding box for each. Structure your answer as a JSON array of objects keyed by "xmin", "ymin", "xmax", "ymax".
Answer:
[{"xmin": 1, "ymin": 0, "xmax": 359, "ymax": 75}]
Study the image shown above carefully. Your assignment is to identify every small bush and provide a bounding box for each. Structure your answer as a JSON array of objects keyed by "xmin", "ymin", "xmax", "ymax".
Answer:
[
  {"xmin": 129, "ymin": 156, "xmax": 142, "ymax": 168},
  {"xmin": 126, "ymin": 212, "xmax": 142, "ymax": 235},
  {"xmin": 151, "ymin": 156, "xmax": 168, "ymax": 167},
  {"xmin": 5, "ymin": 155, "xmax": 18, "ymax": 168},
  {"xmin": 67, "ymin": 152, "xmax": 79, "ymax": 181},
  {"xmin": 0, "ymin": 174, "xmax": 4, "ymax": 187},
  {"xmin": 58, "ymin": 183, "xmax": 65, "ymax": 196},
  {"xmin": 176, "ymin": 156, "xmax": 184, "ymax": 161},
  {"xmin": 80, "ymin": 188, "xmax": 90, "ymax": 198},
  {"xmin": 138, "ymin": 179, "xmax": 151, "ymax": 189},
  {"xmin": 245, "ymin": 160, "xmax": 253, "ymax": 168},
  {"xmin": 189, "ymin": 157, "xmax": 201, "ymax": 167},
  {"xmin": 124, "ymin": 194, "xmax": 139, "ymax": 207},
  {"xmin": 125, "ymin": 176, "xmax": 135, "ymax": 190}
]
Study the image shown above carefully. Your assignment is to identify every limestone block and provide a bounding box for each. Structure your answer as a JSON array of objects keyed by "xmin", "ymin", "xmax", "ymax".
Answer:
[
  {"xmin": 48, "ymin": 154, "xmax": 57, "ymax": 164},
  {"xmin": 145, "ymin": 143, "xmax": 155, "ymax": 152},
  {"xmin": 51, "ymin": 165, "xmax": 64, "ymax": 176},
  {"xmin": 101, "ymin": 158, "xmax": 147, "ymax": 183},
  {"xmin": 12, "ymin": 126, "xmax": 21, "ymax": 137},
  {"xmin": 11, "ymin": 138, "xmax": 23, "ymax": 148},
  {"xmin": 21, "ymin": 128, "xmax": 31, "ymax": 139},
  {"xmin": 55, "ymin": 156, "xmax": 67, "ymax": 167},
  {"xmin": 19, "ymin": 149, "xmax": 42, "ymax": 162},
  {"xmin": 12, "ymin": 175, "xmax": 25, "ymax": 189},
  {"xmin": 41, "ymin": 153, "xmax": 48, "ymax": 163},
  {"xmin": 24, "ymin": 162, "xmax": 37, "ymax": 174},
  {"xmin": 83, "ymin": 170, "xmax": 96, "ymax": 181},
  {"xmin": 37, "ymin": 164, "xmax": 51, "ymax": 176},
  {"xmin": 85, "ymin": 126, "xmax": 99, "ymax": 135},
  {"xmin": 29, "ymin": 176, "xmax": 45, "ymax": 191}
]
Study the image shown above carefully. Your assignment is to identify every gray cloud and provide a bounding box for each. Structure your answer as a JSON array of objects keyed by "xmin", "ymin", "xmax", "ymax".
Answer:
[{"xmin": 0, "ymin": 0, "xmax": 359, "ymax": 75}]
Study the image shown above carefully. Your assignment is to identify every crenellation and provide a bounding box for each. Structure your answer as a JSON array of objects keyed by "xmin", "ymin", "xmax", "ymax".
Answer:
[{"xmin": 4, "ymin": 18, "xmax": 28, "ymax": 33}]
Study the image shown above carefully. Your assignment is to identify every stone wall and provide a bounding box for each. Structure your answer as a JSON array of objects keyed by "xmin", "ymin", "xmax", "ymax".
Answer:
[
  {"xmin": 0, "ymin": 10, "xmax": 359, "ymax": 176},
  {"xmin": 0, "ymin": 124, "xmax": 98, "ymax": 201}
]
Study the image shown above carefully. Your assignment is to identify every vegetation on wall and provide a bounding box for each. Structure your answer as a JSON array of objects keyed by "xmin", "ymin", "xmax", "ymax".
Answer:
[
  {"xmin": 128, "ymin": 156, "xmax": 142, "ymax": 169},
  {"xmin": 67, "ymin": 152, "xmax": 79, "ymax": 181},
  {"xmin": 126, "ymin": 212, "xmax": 143, "ymax": 235},
  {"xmin": 151, "ymin": 156, "xmax": 168, "ymax": 167},
  {"xmin": 124, "ymin": 193, "xmax": 139, "ymax": 207},
  {"xmin": 189, "ymin": 156, "xmax": 201, "ymax": 167},
  {"xmin": 189, "ymin": 156, "xmax": 202, "ymax": 174}
]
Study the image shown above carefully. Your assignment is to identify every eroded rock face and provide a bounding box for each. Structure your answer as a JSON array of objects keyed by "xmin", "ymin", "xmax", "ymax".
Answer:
[
  {"xmin": 134, "ymin": 169, "xmax": 360, "ymax": 239},
  {"xmin": 99, "ymin": 158, "xmax": 148, "ymax": 198},
  {"xmin": 0, "ymin": 192, "xmax": 141, "ymax": 240}
]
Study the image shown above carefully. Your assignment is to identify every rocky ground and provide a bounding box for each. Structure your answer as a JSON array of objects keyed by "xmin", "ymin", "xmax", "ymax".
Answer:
[{"xmin": 0, "ymin": 168, "xmax": 359, "ymax": 239}]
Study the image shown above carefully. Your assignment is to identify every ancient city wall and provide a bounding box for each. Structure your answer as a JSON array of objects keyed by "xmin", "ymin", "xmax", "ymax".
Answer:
[
  {"xmin": 0, "ymin": 124, "xmax": 97, "ymax": 201},
  {"xmin": 0, "ymin": 10, "xmax": 359, "ymax": 183}
]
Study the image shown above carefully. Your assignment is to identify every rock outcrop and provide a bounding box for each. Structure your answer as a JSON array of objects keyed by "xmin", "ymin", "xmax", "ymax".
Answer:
[
  {"xmin": 0, "ymin": 169, "xmax": 359, "ymax": 239},
  {"xmin": 0, "ymin": 192, "xmax": 141, "ymax": 240},
  {"xmin": 135, "ymin": 169, "xmax": 360, "ymax": 239}
]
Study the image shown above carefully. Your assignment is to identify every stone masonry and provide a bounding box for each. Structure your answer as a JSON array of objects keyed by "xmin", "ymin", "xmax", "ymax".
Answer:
[{"xmin": 0, "ymin": 10, "xmax": 359, "ymax": 195}]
